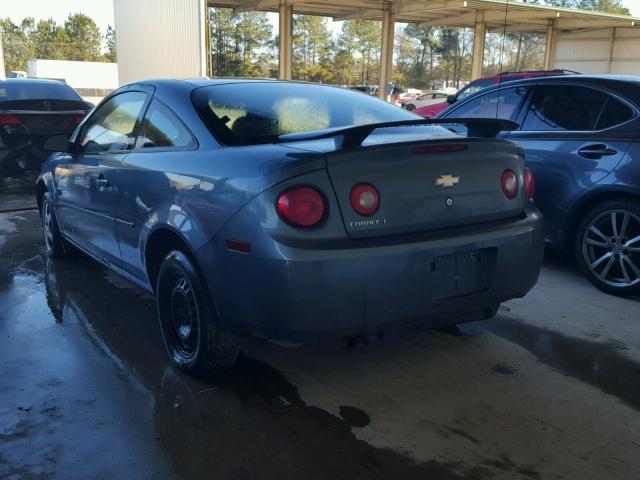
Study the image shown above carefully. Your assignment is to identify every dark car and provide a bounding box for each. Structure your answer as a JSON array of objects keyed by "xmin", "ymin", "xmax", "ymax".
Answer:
[
  {"xmin": 0, "ymin": 79, "xmax": 91, "ymax": 176},
  {"xmin": 36, "ymin": 79, "xmax": 544, "ymax": 375},
  {"xmin": 414, "ymin": 70, "xmax": 578, "ymax": 119},
  {"xmin": 438, "ymin": 75, "xmax": 640, "ymax": 296}
]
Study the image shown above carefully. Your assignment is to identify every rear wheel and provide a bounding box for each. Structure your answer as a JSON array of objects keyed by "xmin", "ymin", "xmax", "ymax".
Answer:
[
  {"xmin": 156, "ymin": 251, "xmax": 240, "ymax": 376},
  {"xmin": 405, "ymin": 104, "xmax": 416, "ymax": 111},
  {"xmin": 575, "ymin": 199, "xmax": 640, "ymax": 297},
  {"xmin": 41, "ymin": 192, "xmax": 70, "ymax": 258}
]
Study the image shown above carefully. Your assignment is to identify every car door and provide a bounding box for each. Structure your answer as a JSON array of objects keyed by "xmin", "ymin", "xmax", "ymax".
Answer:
[
  {"xmin": 54, "ymin": 90, "xmax": 148, "ymax": 265},
  {"xmin": 115, "ymin": 98, "xmax": 198, "ymax": 283},
  {"xmin": 505, "ymin": 83, "xmax": 636, "ymax": 238}
]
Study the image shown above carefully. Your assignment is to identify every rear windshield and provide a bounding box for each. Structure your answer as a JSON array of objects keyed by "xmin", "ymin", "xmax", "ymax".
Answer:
[
  {"xmin": 193, "ymin": 82, "xmax": 416, "ymax": 145},
  {"xmin": 0, "ymin": 82, "xmax": 82, "ymax": 101}
]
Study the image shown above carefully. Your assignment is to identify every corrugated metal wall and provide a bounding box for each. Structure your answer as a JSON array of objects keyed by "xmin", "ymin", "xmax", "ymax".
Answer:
[
  {"xmin": 113, "ymin": 0, "xmax": 206, "ymax": 85},
  {"xmin": 554, "ymin": 28, "xmax": 640, "ymax": 75}
]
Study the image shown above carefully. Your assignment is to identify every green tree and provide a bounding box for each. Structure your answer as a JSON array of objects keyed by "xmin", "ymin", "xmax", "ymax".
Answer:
[
  {"xmin": 339, "ymin": 20, "xmax": 381, "ymax": 85},
  {"xmin": 208, "ymin": 8, "xmax": 273, "ymax": 77},
  {"xmin": 0, "ymin": 18, "xmax": 36, "ymax": 72},
  {"xmin": 542, "ymin": 0, "xmax": 630, "ymax": 14},
  {"xmin": 292, "ymin": 15, "xmax": 333, "ymax": 82},
  {"xmin": 104, "ymin": 25, "xmax": 116, "ymax": 62},
  {"xmin": 63, "ymin": 13, "xmax": 102, "ymax": 61},
  {"xmin": 32, "ymin": 19, "xmax": 69, "ymax": 60}
]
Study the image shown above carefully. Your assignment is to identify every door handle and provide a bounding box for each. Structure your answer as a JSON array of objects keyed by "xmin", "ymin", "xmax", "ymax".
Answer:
[
  {"xmin": 578, "ymin": 144, "xmax": 617, "ymax": 159},
  {"xmin": 96, "ymin": 174, "xmax": 110, "ymax": 190}
]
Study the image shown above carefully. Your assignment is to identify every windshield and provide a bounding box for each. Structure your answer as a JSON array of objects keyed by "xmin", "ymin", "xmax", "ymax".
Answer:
[
  {"xmin": 456, "ymin": 79, "xmax": 493, "ymax": 101},
  {"xmin": 193, "ymin": 82, "xmax": 416, "ymax": 145},
  {"xmin": 0, "ymin": 82, "xmax": 82, "ymax": 101}
]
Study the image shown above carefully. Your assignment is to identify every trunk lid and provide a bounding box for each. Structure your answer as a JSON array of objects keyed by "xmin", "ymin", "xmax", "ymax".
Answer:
[
  {"xmin": 0, "ymin": 99, "xmax": 87, "ymax": 135},
  {"xmin": 325, "ymin": 135, "xmax": 526, "ymax": 239}
]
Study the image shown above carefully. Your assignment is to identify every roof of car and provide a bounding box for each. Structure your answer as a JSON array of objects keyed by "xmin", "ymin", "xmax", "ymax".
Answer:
[
  {"xmin": 496, "ymin": 74, "xmax": 640, "ymax": 85},
  {"xmin": 123, "ymin": 77, "xmax": 280, "ymax": 89},
  {"xmin": 0, "ymin": 78, "xmax": 69, "ymax": 86}
]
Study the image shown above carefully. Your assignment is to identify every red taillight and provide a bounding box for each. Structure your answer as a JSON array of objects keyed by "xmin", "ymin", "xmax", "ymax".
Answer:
[
  {"xmin": 276, "ymin": 186, "xmax": 325, "ymax": 227},
  {"xmin": 0, "ymin": 114, "xmax": 22, "ymax": 126},
  {"xmin": 523, "ymin": 167, "xmax": 535, "ymax": 199},
  {"xmin": 412, "ymin": 144, "xmax": 468, "ymax": 154},
  {"xmin": 349, "ymin": 183, "xmax": 379, "ymax": 216},
  {"xmin": 74, "ymin": 114, "xmax": 85, "ymax": 125},
  {"xmin": 501, "ymin": 169, "xmax": 519, "ymax": 199}
]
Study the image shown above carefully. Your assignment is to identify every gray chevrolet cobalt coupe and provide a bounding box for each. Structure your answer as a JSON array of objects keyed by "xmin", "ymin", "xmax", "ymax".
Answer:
[{"xmin": 36, "ymin": 79, "xmax": 544, "ymax": 376}]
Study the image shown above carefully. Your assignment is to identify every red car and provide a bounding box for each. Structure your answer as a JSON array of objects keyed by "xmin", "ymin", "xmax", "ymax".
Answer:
[{"xmin": 413, "ymin": 69, "xmax": 579, "ymax": 118}]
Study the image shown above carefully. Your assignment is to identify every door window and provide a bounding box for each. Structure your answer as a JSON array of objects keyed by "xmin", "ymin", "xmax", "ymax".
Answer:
[
  {"xmin": 595, "ymin": 95, "xmax": 635, "ymax": 130},
  {"xmin": 79, "ymin": 92, "xmax": 147, "ymax": 153},
  {"xmin": 521, "ymin": 85, "xmax": 608, "ymax": 131},
  {"xmin": 447, "ymin": 86, "xmax": 528, "ymax": 121},
  {"xmin": 135, "ymin": 100, "xmax": 195, "ymax": 149}
]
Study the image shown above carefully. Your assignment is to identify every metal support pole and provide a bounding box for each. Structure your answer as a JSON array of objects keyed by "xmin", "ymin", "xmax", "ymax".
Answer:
[
  {"xmin": 470, "ymin": 11, "xmax": 485, "ymax": 80},
  {"xmin": 544, "ymin": 20, "xmax": 558, "ymax": 70},
  {"xmin": 0, "ymin": 29, "xmax": 6, "ymax": 79},
  {"xmin": 607, "ymin": 27, "xmax": 617, "ymax": 73},
  {"xmin": 278, "ymin": 1, "xmax": 293, "ymax": 80},
  {"xmin": 378, "ymin": 7, "xmax": 394, "ymax": 101}
]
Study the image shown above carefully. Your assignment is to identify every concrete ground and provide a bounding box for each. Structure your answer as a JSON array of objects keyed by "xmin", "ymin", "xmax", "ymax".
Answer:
[{"xmin": 1, "ymin": 208, "xmax": 639, "ymax": 480}]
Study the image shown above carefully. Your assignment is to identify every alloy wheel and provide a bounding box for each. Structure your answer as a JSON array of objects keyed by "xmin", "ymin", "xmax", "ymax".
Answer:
[
  {"xmin": 582, "ymin": 209, "xmax": 640, "ymax": 288},
  {"xmin": 43, "ymin": 201, "xmax": 54, "ymax": 252}
]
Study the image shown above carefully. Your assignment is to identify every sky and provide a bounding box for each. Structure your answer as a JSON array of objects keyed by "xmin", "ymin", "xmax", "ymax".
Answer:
[{"xmin": 0, "ymin": 0, "xmax": 638, "ymax": 35}]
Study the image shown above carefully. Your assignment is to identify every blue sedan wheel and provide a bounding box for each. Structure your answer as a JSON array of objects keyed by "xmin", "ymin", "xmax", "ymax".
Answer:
[
  {"xmin": 156, "ymin": 251, "xmax": 240, "ymax": 376},
  {"xmin": 577, "ymin": 200, "xmax": 640, "ymax": 296},
  {"xmin": 41, "ymin": 192, "xmax": 71, "ymax": 259}
]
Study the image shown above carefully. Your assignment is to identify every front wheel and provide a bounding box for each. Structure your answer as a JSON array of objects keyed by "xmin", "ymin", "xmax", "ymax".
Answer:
[
  {"xmin": 405, "ymin": 104, "xmax": 416, "ymax": 111},
  {"xmin": 575, "ymin": 199, "xmax": 640, "ymax": 297},
  {"xmin": 156, "ymin": 251, "xmax": 240, "ymax": 376}
]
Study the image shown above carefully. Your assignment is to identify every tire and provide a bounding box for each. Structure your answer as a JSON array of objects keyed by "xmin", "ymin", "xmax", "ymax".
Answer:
[
  {"xmin": 405, "ymin": 104, "xmax": 416, "ymax": 111},
  {"xmin": 41, "ymin": 192, "xmax": 69, "ymax": 259},
  {"xmin": 575, "ymin": 199, "xmax": 640, "ymax": 297},
  {"xmin": 156, "ymin": 250, "xmax": 240, "ymax": 376}
]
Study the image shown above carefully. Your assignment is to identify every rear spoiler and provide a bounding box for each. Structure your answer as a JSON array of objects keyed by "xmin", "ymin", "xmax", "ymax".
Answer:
[{"xmin": 278, "ymin": 118, "xmax": 518, "ymax": 149}]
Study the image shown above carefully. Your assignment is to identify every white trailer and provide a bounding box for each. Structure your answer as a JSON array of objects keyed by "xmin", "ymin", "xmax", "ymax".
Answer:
[{"xmin": 27, "ymin": 59, "xmax": 119, "ymax": 102}]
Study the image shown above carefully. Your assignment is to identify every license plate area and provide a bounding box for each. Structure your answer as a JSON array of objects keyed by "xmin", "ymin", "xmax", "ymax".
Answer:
[{"xmin": 430, "ymin": 248, "xmax": 496, "ymax": 301}]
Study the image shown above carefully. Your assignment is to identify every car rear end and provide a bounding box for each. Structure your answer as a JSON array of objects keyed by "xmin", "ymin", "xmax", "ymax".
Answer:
[
  {"xmin": 0, "ymin": 80, "xmax": 89, "ymax": 175},
  {"xmin": 203, "ymin": 131, "xmax": 543, "ymax": 342}
]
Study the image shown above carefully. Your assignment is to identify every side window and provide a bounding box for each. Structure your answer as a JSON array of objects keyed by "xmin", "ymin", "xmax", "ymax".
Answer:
[
  {"xmin": 80, "ymin": 92, "xmax": 146, "ymax": 153},
  {"xmin": 595, "ymin": 96, "xmax": 634, "ymax": 130},
  {"xmin": 135, "ymin": 100, "xmax": 195, "ymax": 149},
  {"xmin": 521, "ymin": 85, "xmax": 608, "ymax": 131},
  {"xmin": 448, "ymin": 86, "xmax": 528, "ymax": 121}
]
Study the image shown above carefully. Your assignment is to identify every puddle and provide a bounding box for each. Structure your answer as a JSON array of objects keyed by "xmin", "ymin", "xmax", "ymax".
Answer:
[{"xmin": 487, "ymin": 316, "xmax": 640, "ymax": 410}]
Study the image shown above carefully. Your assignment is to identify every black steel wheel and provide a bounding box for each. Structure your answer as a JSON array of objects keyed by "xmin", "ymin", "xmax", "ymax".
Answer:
[
  {"xmin": 156, "ymin": 250, "xmax": 240, "ymax": 376},
  {"xmin": 575, "ymin": 199, "xmax": 640, "ymax": 297}
]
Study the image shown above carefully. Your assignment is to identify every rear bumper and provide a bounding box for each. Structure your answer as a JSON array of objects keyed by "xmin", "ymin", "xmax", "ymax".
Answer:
[{"xmin": 198, "ymin": 209, "xmax": 544, "ymax": 342}]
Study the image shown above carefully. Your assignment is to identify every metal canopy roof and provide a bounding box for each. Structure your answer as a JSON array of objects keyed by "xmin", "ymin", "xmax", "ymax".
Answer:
[{"xmin": 209, "ymin": 0, "xmax": 640, "ymax": 33}]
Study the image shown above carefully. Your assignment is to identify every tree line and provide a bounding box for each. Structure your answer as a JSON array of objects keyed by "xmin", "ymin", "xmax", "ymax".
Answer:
[
  {"xmin": 1, "ymin": 13, "xmax": 116, "ymax": 73},
  {"xmin": 208, "ymin": 0, "xmax": 630, "ymax": 89}
]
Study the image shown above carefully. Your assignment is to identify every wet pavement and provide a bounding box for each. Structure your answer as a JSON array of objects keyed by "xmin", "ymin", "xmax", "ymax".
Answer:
[{"xmin": 1, "ymin": 209, "xmax": 639, "ymax": 479}]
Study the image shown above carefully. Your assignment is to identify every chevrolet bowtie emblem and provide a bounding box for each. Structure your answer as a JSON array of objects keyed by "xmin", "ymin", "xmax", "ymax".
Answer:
[{"xmin": 435, "ymin": 174, "xmax": 460, "ymax": 188}]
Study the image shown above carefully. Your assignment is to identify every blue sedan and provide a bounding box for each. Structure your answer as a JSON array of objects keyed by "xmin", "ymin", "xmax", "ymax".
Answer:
[
  {"xmin": 439, "ymin": 75, "xmax": 640, "ymax": 297},
  {"xmin": 37, "ymin": 79, "xmax": 543, "ymax": 375}
]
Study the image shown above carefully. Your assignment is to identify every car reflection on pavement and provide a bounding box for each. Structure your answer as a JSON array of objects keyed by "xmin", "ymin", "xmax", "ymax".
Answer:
[{"xmin": 40, "ymin": 255, "xmax": 451, "ymax": 479}]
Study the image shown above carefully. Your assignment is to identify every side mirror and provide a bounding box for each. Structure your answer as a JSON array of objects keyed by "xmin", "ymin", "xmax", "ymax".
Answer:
[
  {"xmin": 43, "ymin": 134, "xmax": 74, "ymax": 153},
  {"xmin": 447, "ymin": 95, "xmax": 457, "ymax": 104},
  {"xmin": 84, "ymin": 101, "xmax": 95, "ymax": 110}
]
